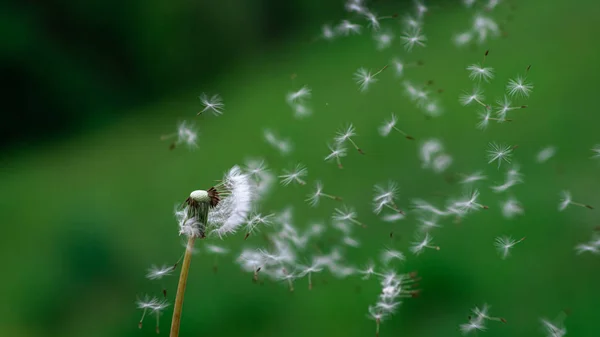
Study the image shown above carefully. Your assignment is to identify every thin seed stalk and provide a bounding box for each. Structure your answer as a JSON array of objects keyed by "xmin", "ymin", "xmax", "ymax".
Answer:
[{"xmin": 170, "ymin": 236, "xmax": 196, "ymax": 337}]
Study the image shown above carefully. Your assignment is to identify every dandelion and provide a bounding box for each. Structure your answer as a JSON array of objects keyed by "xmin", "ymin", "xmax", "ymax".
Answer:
[
  {"xmin": 495, "ymin": 95, "xmax": 526, "ymax": 119},
  {"xmin": 467, "ymin": 51, "xmax": 494, "ymax": 82},
  {"xmin": 373, "ymin": 181, "xmax": 404, "ymax": 214},
  {"xmin": 540, "ymin": 316, "xmax": 567, "ymax": 337},
  {"xmin": 286, "ymin": 85, "xmax": 311, "ymax": 104},
  {"xmin": 354, "ymin": 65, "xmax": 388, "ymax": 92},
  {"xmin": 335, "ymin": 123, "xmax": 365, "ymax": 154},
  {"xmin": 161, "ymin": 121, "xmax": 199, "ymax": 150},
  {"xmin": 321, "ymin": 24, "xmax": 336, "ymax": 40},
  {"xmin": 459, "ymin": 171, "xmax": 487, "ymax": 184},
  {"xmin": 244, "ymin": 159, "xmax": 268, "ymax": 181},
  {"xmin": 558, "ymin": 190, "xmax": 594, "ymax": 211},
  {"xmin": 374, "ymin": 30, "xmax": 394, "ymax": 50},
  {"xmin": 263, "ymin": 129, "xmax": 293, "ymax": 155},
  {"xmin": 591, "ymin": 144, "xmax": 600, "ymax": 159},
  {"xmin": 381, "ymin": 248, "xmax": 405, "ymax": 264},
  {"xmin": 379, "ymin": 113, "xmax": 414, "ymax": 139},
  {"xmin": 487, "ymin": 142, "xmax": 514, "ymax": 168},
  {"xmin": 401, "ymin": 28, "xmax": 427, "ymax": 51},
  {"xmin": 391, "ymin": 58, "xmax": 405, "ymax": 77},
  {"xmin": 501, "ymin": 197, "xmax": 524, "ymax": 219},
  {"xmin": 298, "ymin": 262, "xmax": 324, "ymax": 290},
  {"xmin": 410, "ymin": 233, "xmax": 440, "ymax": 255},
  {"xmin": 244, "ymin": 212, "xmax": 274, "ymax": 240},
  {"xmin": 454, "ymin": 31, "xmax": 473, "ymax": 46},
  {"xmin": 368, "ymin": 306, "xmax": 388, "ymax": 337},
  {"xmin": 324, "ymin": 142, "xmax": 348, "ymax": 169},
  {"xmin": 491, "ymin": 165, "xmax": 523, "ymax": 193},
  {"xmin": 575, "ymin": 235, "xmax": 600, "ymax": 255},
  {"xmin": 333, "ymin": 205, "xmax": 366, "ymax": 227},
  {"xmin": 537, "ymin": 146, "xmax": 556, "ymax": 163},
  {"xmin": 306, "ymin": 181, "xmax": 342, "ymax": 207},
  {"xmin": 198, "ymin": 93, "xmax": 224, "ymax": 115},
  {"xmin": 506, "ymin": 67, "xmax": 534, "ymax": 98},
  {"xmin": 494, "ymin": 236, "xmax": 526, "ymax": 259},
  {"xmin": 146, "ymin": 264, "xmax": 175, "ymax": 280},
  {"xmin": 170, "ymin": 166, "xmax": 253, "ymax": 336},
  {"xmin": 460, "ymin": 86, "xmax": 487, "ymax": 108},
  {"xmin": 137, "ymin": 295, "xmax": 170, "ymax": 333},
  {"xmin": 460, "ymin": 316, "xmax": 486, "ymax": 335},
  {"xmin": 279, "ymin": 164, "xmax": 308, "ymax": 186},
  {"xmin": 477, "ymin": 110, "xmax": 509, "ymax": 130},
  {"xmin": 336, "ymin": 20, "xmax": 362, "ymax": 35},
  {"xmin": 417, "ymin": 216, "xmax": 441, "ymax": 232},
  {"xmin": 450, "ymin": 189, "xmax": 488, "ymax": 216}
]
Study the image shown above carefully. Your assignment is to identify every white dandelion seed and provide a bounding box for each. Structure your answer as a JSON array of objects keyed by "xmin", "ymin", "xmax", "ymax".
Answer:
[
  {"xmin": 591, "ymin": 144, "xmax": 600, "ymax": 159},
  {"xmin": 321, "ymin": 24, "xmax": 336, "ymax": 40},
  {"xmin": 335, "ymin": 123, "xmax": 364, "ymax": 154},
  {"xmin": 324, "ymin": 142, "xmax": 347, "ymax": 169},
  {"xmin": 263, "ymin": 129, "xmax": 293, "ymax": 155},
  {"xmin": 146, "ymin": 264, "xmax": 174, "ymax": 280},
  {"xmin": 198, "ymin": 93, "xmax": 224, "ymax": 115},
  {"xmin": 205, "ymin": 244, "xmax": 229, "ymax": 255},
  {"xmin": 381, "ymin": 248, "xmax": 405, "ymax": 264},
  {"xmin": 487, "ymin": 142, "xmax": 513, "ymax": 168},
  {"xmin": 467, "ymin": 63, "xmax": 494, "ymax": 82},
  {"xmin": 243, "ymin": 212, "xmax": 273, "ymax": 240},
  {"xmin": 460, "ymin": 171, "xmax": 487, "ymax": 185},
  {"xmin": 354, "ymin": 65, "xmax": 387, "ymax": 92},
  {"xmin": 279, "ymin": 164, "xmax": 308, "ymax": 186},
  {"xmin": 460, "ymin": 86, "xmax": 487, "ymax": 107},
  {"xmin": 540, "ymin": 318, "xmax": 567, "ymax": 337},
  {"xmin": 333, "ymin": 205, "xmax": 365, "ymax": 227},
  {"xmin": 374, "ymin": 30, "xmax": 394, "ymax": 50},
  {"xmin": 501, "ymin": 197, "xmax": 524, "ymax": 219},
  {"xmin": 558, "ymin": 190, "xmax": 593, "ymax": 211},
  {"xmin": 379, "ymin": 113, "xmax": 414, "ymax": 139},
  {"xmin": 410, "ymin": 233, "xmax": 440, "ymax": 255},
  {"xmin": 306, "ymin": 181, "xmax": 342, "ymax": 207},
  {"xmin": 286, "ymin": 86, "xmax": 311, "ymax": 104},
  {"xmin": 336, "ymin": 20, "xmax": 362, "ymax": 36},
  {"xmin": 494, "ymin": 236, "xmax": 525, "ymax": 259},
  {"xmin": 401, "ymin": 28, "xmax": 427, "ymax": 51},
  {"xmin": 537, "ymin": 146, "xmax": 556, "ymax": 163},
  {"xmin": 506, "ymin": 75, "xmax": 533, "ymax": 98}
]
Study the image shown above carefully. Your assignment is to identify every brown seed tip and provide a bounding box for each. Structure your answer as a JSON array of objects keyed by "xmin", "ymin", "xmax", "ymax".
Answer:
[
  {"xmin": 169, "ymin": 142, "xmax": 176, "ymax": 150},
  {"xmin": 163, "ymin": 289, "xmax": 167, "ymax": 298},
  {"xmin": 483, "ymin": 205, "xmax": 489, "ymax": 209},
  {"xmin": 406, "ymin": 135, "xmax": 415, "ymax": 140},
  {"xmin": 500, "ymin": 318, "xmax": 507, "ymax": 324},
  {"xmin": 138, "ymin": 322, "xmax": 143, "ymax": 329},
  {"xmin": 338, "ymin": 163, "xmax": 344, "ymax": 169},
  {"xmin": 586, "ymin": 205, "xmax": 595, "ymax": 210},
  {"xmin": 390, "ymin": 232, "xmax": 393, "ymax": 238},
  {"xmin": 392, "ymin": 13, "xmax": 399, "ymax": 18},
  {"xmin": 485, "ymin": 50, "xmax": 489, "ymax": 56},
  {"xmin": 526, "ymin": 65, "xmax": 532, "ymax": 72},
  {"xmin": 435, "ymin": 246, "xmax": 440, "ymax": 251},
  {"xmin": 334, "ymin": 196, "xmax": 343, "ymax": 201},
  {"xmin": 358, "ymin": 148, "xmax": 365, "ymax": 155},
  {"xmin": 244, "ymin": 232, "xmax": 250, "ymax": 240},
  {"xmin": 521, "ymin": 105, "xmax": 528, "ymax": 109},
  {"xmin": 512, "ymin": 145, "xmax": 520, "ymax": 150},
  {"xmin": 156, "ymin": 327, "xmax": 160, "ymax": 334}
]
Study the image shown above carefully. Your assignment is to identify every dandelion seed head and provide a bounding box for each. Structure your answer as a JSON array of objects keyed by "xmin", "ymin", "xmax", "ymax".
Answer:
[
  {"xmin": 506, "ymin": 76, "xmax": 533, "ymax": 98},
  {"xmin": 487, "ymin": 142, "xmax": 513, "ymax": 168},
  {"xmin": 199, "ymin": 93, "xmax": 224, "ymax": 115},
  {"xmin": 467, "ymin": 64, "xmax": 495, "ymax": 82},
  {"xmin": 354, "ymin": 68, "xmax": 377, "ymax": 92},
  {"xmin": 146, "ymin": 264, "xmax": 174, "ymax": 280}
]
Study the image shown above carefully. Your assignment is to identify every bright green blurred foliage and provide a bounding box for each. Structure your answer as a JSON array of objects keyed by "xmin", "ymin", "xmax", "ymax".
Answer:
[{"xmin": 2, "ymin": 1, "xmax": 600, "ymax": 337}]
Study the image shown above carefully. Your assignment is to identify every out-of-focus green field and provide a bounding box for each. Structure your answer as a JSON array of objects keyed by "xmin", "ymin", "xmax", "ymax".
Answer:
[{"xmin": 2, "ymin": 1, "xmax": 600, "ymax": 337}]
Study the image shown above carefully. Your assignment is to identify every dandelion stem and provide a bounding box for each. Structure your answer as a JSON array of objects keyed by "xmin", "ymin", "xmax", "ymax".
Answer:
[
  {"xmin": 571, "ymin": 201, "xmax": 594, "ymax": 209},
  {"xmin": 169, "ymin": 236, "xmax": 196, "ymax": 337},
  {"xmin": 348, "ymin": 138, "xmax": 365, "ymax": 154},
  {"xmin": 139, "ymin": 308, "xmax": 147, "ymax": 329},
  {"xmin": 322, "ymin": 193, "xmax": 343, "ymax": 201},
  {"xmin": 393, "ymin": 126, "xmax": 414, "ymax": 140}
]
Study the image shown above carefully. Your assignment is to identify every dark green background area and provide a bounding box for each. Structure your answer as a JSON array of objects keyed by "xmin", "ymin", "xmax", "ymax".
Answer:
[{"xmin": 2, "ymin": 1, "xmax": 600, "ymax": 337}]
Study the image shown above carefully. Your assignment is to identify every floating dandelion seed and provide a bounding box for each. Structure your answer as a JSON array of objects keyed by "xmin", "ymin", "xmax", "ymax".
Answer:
[
  {"xmin": 494, "ymin": 236, "xmax": 525, "ymax": 259},
  {"xmin": 460, "ymin": 86, "xmax": 487, "ymax": 108},
  {"xmin": 279, "ymin": 164, "xmax": 308, "ymax": 186},
  {"xmin": 306, "ymin": 181, "xmax": 342, "ymax": 207},
  {"xmin": 379, "ymin": 113, "xmax": 414, "ymax": 139},
  {"xmin": 263, "ymin": 129, "xmax": 293, "ymax": 155},
  {"xmin": 335, "ymin": 123, "xmax": 365, "ymax": 154},
  {"xmin": 321, "ymin": 24, "xmax": 336, "ymax": 40},
  {"xmin": 410, "ymin": 233, "xmax": 440, "ymax": 255},
  {"xmin": 467, "ymin": 50, "xmax": 494, "ymax": 82},
  {"xmin": 501, "ymin": 197, "xmax": 524, "ymax": 219},
  {"xmin": 354, "ymin": 65, "xmax": 388, "ymax": 92},
  {"xmin": 161, "ymin": 121, "xmax": 199, "ymax": 150},
  {"xmin": 137, "ymin": 295, "xmax": 170, "ymax": 333},
  {"xmin": 537, "ymin": 146, "xmax": 556, "ymax": 163},
  {"xmin": 374, "ymin": 30, "xmax": 394, "ymax": 50},
  {"xmin": 198, "ymin": 93, "xmax": 224, "ymax": 115},
  {"xmin": 336, "ymin": 20, "xmax": 362, "ymax": 35},
  {"xmin": 286, "ymin": 85, "xmax": 311, "ymax": 104},
  {"xmin": 459, "ymin": 171, "xmax": 487, "ymax": 184},
  {"xmin": 540, "ymin": 316, "xmax": 567, "ymax": 337},
  {"xmin": 506, "ymin": 66, "xmax": 534, "ymax": 98},
  {"xmin": 146, "ymin": 264, "xmax": 175, "ymax": 280},
  {"xmin": 298, "ymin": 262, "xmax": 324, "ymax": 290},
  {"xmin": 575, "ymin": 234, "xmax": 600, "ymax": 255},
  {"xmin": 333, "ymin": 205, "xmax": 366, "ymax": 227},
  {"xmin": 591, "ymin": 144, "xmax": 600, "ymax": 159},
  {"xmin": 558, "ymin": 190, "xmax": 594, "ymax": 211},
  {"xmin": 324, "ymin": 142, "xmax": 348, "ymax": 169},
  {"xmin": 477, "ymin": 110, "xmax": 509, "ymax": 130},
  {"xmin": 244, "ymin": 212, "xmax": 274, "ymax": 240},
  {"xmin": 381, "ymin": 248, "xmax": 406, "ymax": 264},
  {"xmin": 373, "ymin": 181, "xmax": 404, "ymax": 214},
  {"xmin": 487, "ymin": 142, "xmax": 514, "ymax": 168},
  {"xmin": 401, "ymin": 28, "xmax": 427, "ymax": 51}
]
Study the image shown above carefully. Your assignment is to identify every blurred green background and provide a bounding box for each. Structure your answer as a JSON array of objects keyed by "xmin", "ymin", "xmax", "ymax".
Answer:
[{"xmin": 2, "ymin": 1, "xmax": 600, "ymax": 337}]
